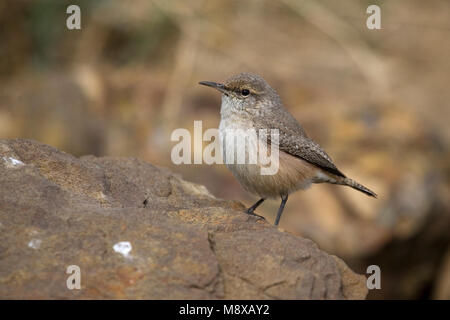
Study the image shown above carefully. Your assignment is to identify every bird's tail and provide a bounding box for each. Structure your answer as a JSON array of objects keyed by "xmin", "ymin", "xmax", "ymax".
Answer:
[
  {"xmin": 340, "ymin": 177, "xmax": 377, "ymax": 198},
  {"xmin": 325, "ymin": 175, "xmax": 377, "ymax": 198}
]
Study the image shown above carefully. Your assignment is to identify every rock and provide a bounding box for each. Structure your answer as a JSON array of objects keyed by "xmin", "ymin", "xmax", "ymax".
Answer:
[{"xmin": 0, "ymin": 139, "xmax": 367, "ymax": 299}]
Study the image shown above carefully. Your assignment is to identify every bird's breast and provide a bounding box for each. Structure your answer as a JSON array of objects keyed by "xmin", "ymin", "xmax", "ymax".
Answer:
[
  {"xmin": 219, "ymin": 115, "xmax": 256, "ymax": 164},
  {"xmin": 218, "ymin": 114, "xmax": 322, "ymax": 198}
]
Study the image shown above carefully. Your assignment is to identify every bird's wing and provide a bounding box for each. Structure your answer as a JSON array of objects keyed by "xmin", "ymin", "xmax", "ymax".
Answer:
[
  {"xmin": 255, "ymin": 107, "xmax": 346, "ymax": 178},
  {"xmin": 280, "ymin": 135, "xmax": 346, "ymax": 177}
]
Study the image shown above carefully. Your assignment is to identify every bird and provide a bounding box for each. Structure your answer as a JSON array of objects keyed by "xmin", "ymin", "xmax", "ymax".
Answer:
[{"xmin": 199, "ymin": 73, "xmax": 376, "ymax": 226}]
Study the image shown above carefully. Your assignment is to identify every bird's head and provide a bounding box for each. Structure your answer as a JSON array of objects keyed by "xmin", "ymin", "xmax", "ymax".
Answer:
[{"xmin": 199, "ymin": 73, "xmax": 280, "ymax": 114}]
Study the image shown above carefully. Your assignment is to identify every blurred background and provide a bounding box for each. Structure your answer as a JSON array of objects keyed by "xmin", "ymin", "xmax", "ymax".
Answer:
[{"xmin": 0, "ymin": 0, "xmax": 449, "ymax": 299}]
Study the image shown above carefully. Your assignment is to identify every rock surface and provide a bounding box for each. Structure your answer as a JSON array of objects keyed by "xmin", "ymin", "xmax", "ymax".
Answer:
[{"xmin": 0, "ymin": 139, "xmax": 367, "ymax": 299}]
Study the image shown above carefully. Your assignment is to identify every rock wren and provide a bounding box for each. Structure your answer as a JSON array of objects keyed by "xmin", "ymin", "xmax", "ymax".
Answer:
[{"xmin": 199, "ymin": 73, "xmax": 376, "ymax": 226}]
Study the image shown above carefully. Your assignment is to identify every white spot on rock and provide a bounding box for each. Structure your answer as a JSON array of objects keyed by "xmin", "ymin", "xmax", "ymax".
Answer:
[
  {"xmin": 2, "ymin": 156, "xmax": 25, "ymax": 169},
  {"xmin": 28, "ymin": 239, "xmax": 42, "ymax": 249},
  {"xmin": 113, "ymin": 241, "xmax": 132, "ymax": 258}
]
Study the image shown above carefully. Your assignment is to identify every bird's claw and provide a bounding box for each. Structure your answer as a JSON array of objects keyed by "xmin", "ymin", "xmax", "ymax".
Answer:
[{"xmin": 245, "ymin": 210, "xmax": 266, "ymax": 221}]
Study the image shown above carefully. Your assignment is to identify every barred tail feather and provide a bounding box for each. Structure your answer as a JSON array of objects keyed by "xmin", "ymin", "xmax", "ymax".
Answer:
[{"xmin": 342, "ymin": 177, "xmax": 377, "ymax": 198}]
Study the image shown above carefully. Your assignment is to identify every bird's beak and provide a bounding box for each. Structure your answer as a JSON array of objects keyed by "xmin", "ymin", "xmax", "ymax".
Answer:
[{"xmin": 198, "ymin": 81, "xmax": 228, "ymax": 95}]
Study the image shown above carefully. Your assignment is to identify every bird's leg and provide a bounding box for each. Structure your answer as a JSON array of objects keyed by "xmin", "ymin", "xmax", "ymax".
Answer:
[
  {"xmin": 245, "ymin": 198, "xmax": 266, "ymax": 220},
  {"xmin": 274, "ymin": 195, "xmax": 288, "ymax": 226},
  {"xmin": 246, "ymin": 198, "xmax": 265, "ymax": 214}
]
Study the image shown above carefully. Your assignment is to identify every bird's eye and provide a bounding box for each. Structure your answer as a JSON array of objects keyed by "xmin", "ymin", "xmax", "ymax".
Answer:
[{"xmin": 241, "ymin": 89, "xmax": 250, "ymax": 96}]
